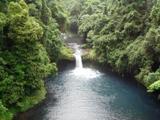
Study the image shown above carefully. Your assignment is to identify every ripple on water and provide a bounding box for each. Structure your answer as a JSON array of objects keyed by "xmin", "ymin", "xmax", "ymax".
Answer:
[{"xmin": 15, "ymin": 67, "xmax": 160, "ymax": 120}]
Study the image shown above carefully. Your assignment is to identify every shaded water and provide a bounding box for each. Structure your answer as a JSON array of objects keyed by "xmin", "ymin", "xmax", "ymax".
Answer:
[{"xmin": 15, "ymin": 35, "xmax": 160, "ymax": 120}]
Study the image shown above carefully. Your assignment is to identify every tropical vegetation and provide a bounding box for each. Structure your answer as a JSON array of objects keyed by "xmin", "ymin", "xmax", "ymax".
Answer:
[{"xmin": 0, "ymin": 0, "xmax": 71, "ymax": 119}]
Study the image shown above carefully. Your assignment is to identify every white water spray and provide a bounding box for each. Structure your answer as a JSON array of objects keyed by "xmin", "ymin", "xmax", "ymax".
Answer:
[
  {"xmin": 74, "ymin": 45, "xmax": 83, "ymax": 69},
  {"xmin": 72, "ymin": 44, "xmax": 101, "ymax": 79}
]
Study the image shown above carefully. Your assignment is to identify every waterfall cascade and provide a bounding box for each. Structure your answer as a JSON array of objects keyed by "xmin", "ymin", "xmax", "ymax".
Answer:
[
  {"xmin": 68, "ymin": 42, "xmax": 100, "ymax": 79},
  {"xmin": 74, "ymin": 49, "xmax": 83, "ymax": 68},
  {"xmin": 73, "ymin": 44, "xmax": 83, "ymax": 69}
]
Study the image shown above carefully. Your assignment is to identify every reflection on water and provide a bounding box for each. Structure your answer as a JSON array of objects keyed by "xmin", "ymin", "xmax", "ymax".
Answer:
[
  {"xmin": 46, "ymin": 68, "xmax": 104, "ymax": 120},
  {"xmin": 16, "ymin": 66, "xmax": 160, "ymax": 120},
  {"xmin": 15, "ymin": 42, "xmax": 160, "ymax": 120},
  {"xmin": 46, "ymin": 68, "xmax": 160, "ymax": 120}
]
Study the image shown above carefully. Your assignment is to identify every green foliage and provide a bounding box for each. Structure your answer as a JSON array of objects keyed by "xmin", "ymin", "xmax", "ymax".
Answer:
[
  {"xmin": 136, "ymin": 67, "xmax": 151, "ymax": 84},
  {"xmin": 0, "ymin": 0, "xmax": 67, "ymax": 119},
  {"xmin": 79, "ymin": 13, "xmax": 103, "ymax": 34},
  {"xmin": 77, "ymin": 0, "xmax": 160, "ymax": 93},
  {"xmin": 150, "ymin": 0, "xmax": 160, "ymax": 26},
  {"xmin": 148, "ymin": 80, "xmax": 160, "ymax": 93},
  {"xmin": 42, "ymin": 19, "xmax": 62, "ymax": 62},
  {"xmin": 61, "ymin": 0, "xmax": 84, "ymax": 33},
  {"xmin": 146, "ymin": 71, "xmax": 160, "ymax": 87},
  {"xmin": 59, "ymin": 46, "xmax": 74, "ymax": 61},
  {"xmin": 25, "ymin": 0, "xmax": 68, "ymax": 62},
  {"xmin": 82, "ymin": 49, "xmax": 97, "ymax": 62},
  {"xmin": 8, "ymin": 17, "xmax": 43, "ymax": 43},
  {"xmin": 0, "ymin": 0, "xmax": 52, "ymax": 105},
  {"xmin": 145, "ymin": 27, "xmax": 160, "ymax": 62},
  {"xmin": 48, "ymin": 0, "xmax": 69, "ymax": 32},
  {"xmin": 41, "ymin": 0, "xmax": 51, "ymax": 25},
  {"xmin": 0, "ymin": 12, "xmax": 6, "ymax": 28},
  {"xmin": 0, "ymin": 100, "xmax": 13, "ymax": 120},
  {"xmin": 16, "ymin": 80, "xmax": 46, "ymax": 112},
  {"xmin": 0, "ymin": 12, "xmax": 6, "ymax": 47}
]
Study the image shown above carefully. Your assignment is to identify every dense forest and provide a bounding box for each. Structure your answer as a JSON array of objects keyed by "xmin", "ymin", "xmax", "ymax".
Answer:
[
  {"xmin": 1, "ymin": 0, "xmax": 160, "ymax": 120},
  {"xmin": 0, "ymin": 0, "xmax": 73, "ymax": 119},
  {"xmin": 73, "ymin": 0, "xmax": 160, "ymax": 93}
]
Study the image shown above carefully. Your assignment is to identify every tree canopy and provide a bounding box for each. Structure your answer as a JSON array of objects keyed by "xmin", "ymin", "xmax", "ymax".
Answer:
[
  {"xmin": 1, "ymin": 0, "xmax": 160, "ymax": 119},
  {"xmin": 0, "ymin": 0, "xmax": 70, "ymax": 119},
  {"xmin": 77, "ymin": 0, "xmax": 160, "ymax": 93}
]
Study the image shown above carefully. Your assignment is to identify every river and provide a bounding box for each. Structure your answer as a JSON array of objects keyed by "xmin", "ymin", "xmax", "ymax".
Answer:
[{"xmin": 15, "ymin": 35, "xmax": 160, "ymax": 120}]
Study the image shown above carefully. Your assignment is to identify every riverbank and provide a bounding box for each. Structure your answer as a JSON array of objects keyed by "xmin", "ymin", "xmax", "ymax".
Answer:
[
  {"xmin": 0, "ymin": 0, "xmax": 72, "ymax": 119},
  {"xmin": 14, "ymin": 53, "xmax": 160, "ymax": 120},
  {"xmin": 12, "ymin": 40, "xmax": 75, "ymax": 120},
  {"xmin": 82, "ymin": 47, "xmax": 160, "ymax": 100},
  {"xmin": 1, "ymin": 82, "xmax": 47, "ymax": 120}
]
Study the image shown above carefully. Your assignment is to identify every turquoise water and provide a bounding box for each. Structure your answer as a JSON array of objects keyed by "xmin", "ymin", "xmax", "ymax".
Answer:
[
  {"xmin": 15, "ymin": 36, "xmax": 160, "ymax": 120},
  {"xmin": 16, "ymin": 66, "xmax": 160, "ymax": 120}
]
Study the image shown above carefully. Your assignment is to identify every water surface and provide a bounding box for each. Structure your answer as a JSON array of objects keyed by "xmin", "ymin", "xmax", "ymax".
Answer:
[
  {"xmin": 16, "ymin": 65, "xmax": 160, "ymax": 120},
  {"xmin": 15, "ymin": 38, "xmax": 160, "ymax": 120}
]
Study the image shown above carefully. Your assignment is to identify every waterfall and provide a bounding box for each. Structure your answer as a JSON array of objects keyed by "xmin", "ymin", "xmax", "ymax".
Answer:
[{"xmin": 74, "ymin": 45, "xmax": 83, "ymax": 69}]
